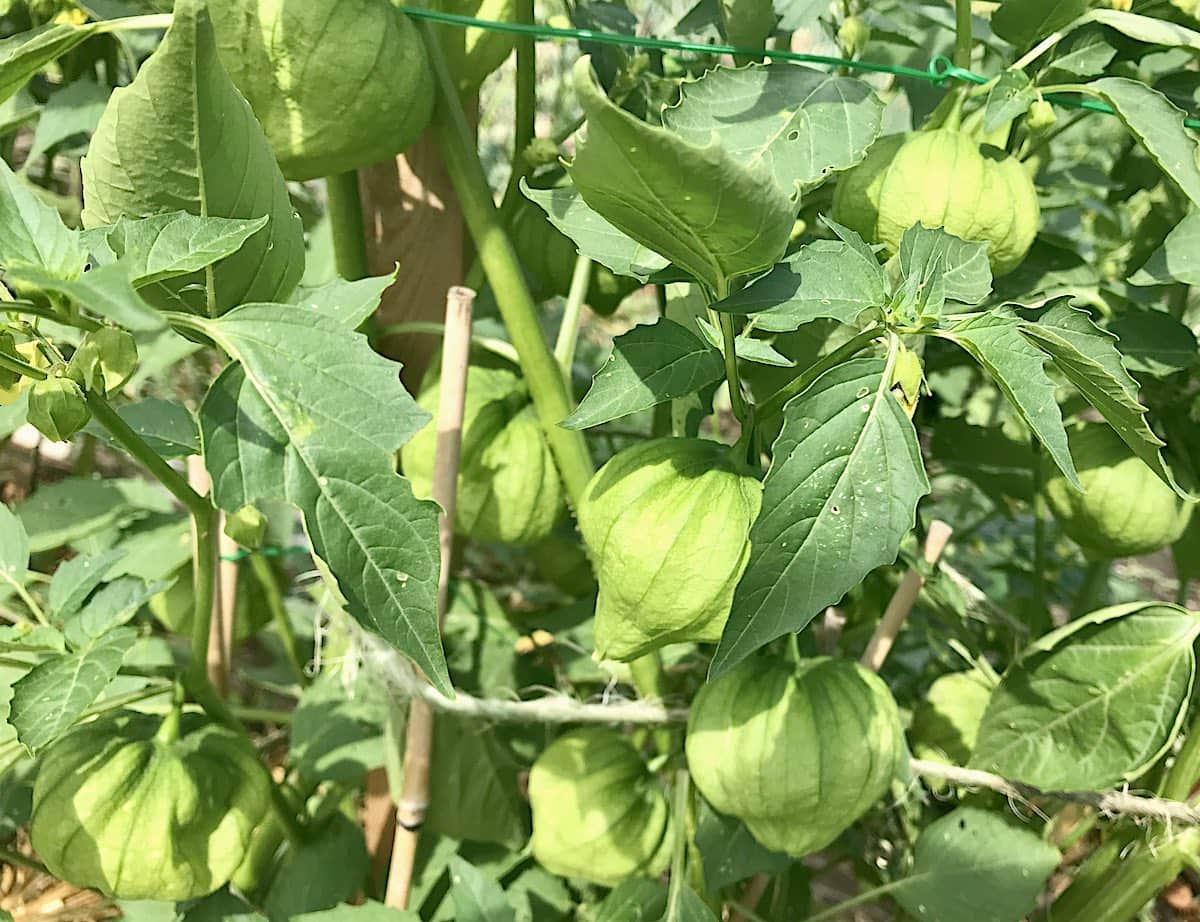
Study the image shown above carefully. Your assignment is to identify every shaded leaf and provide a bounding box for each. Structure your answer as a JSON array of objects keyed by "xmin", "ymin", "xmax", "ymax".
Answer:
[
  {"xmin": 63, "ymin": 575, "xmax": 169, "ymax": 649},
  {"xmin": 83, "ymin": 397, "xmax": 200, "ymax": 459},
  {"xmin": 983, "ymin": 70, "xmax": 1035, "ymax": 133},
  {"xmin": 695, "ymin": 801, "xmax": 790, "ymax": 890},
  {"xmin": 1130, "ymin": 212, "xmax": 1200, "ymax": 286},
  {"xmin": 47, "ymin": 549, "xmax": 124, "ymax": 622},
  {"xmin": 263, "ymin": 814, "xmax": 367, "ymax": 920},
  {"xmin": 82, "ymin": 0, "xmax": 304, "ymax": 315},
  {"xmin": 0, "ymin": 505, "xmax": 28, "ymax": 586},
  {"xmin": 569, "ymin": 56, "xmax": 793, "ymax": 296},
  {"xmin": 0, "ymin": 23, "xmax": 97, "ymax": 106},
  {"xmin": 25, "ymin": 79, "xmax": 109, "ymax": 165},
  {"xmin": 196, "ymin": 304, "xmax": 448, "ymax": 693},
  {"xmin": 562, "ymin": 318, "xmax": 725, "ymax": 429},
  {"xmin": 1109, "ymin": 309, "xmax": 1198, "ymax": 377},
  {"xmin": 663, "ymin": 63, "xmax": 884, "ymax": 195},
  {"xmin": 712, "ymin": 357, "xmax": 929, "ymax": 675},
  {"xmin": 991, "ymin": 0, "xmax": 1091, "ymax": 49},
  {"xmin": 447, "ymin": 857, "xmax": 516, "ymax": 922},
  {"xmin": 971, "ymin": 603, "xmax": 1200, "ymax": 788},
  {"xmin": 6, "ymin": 263, "xmax": 165, "ymax": 331},
  {"xmin": 521, "ymin": 181, "xmax": 670, "ymax": 282},
  {"xmin": 937, "ymin": 309, "xmax": 1078, "ymax": 488}
]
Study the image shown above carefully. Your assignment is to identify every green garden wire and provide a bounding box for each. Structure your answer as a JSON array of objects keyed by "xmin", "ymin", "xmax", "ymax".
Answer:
[{"xmin": 397, "ymin": 5, "xmax": 1200, "ymax": 130}]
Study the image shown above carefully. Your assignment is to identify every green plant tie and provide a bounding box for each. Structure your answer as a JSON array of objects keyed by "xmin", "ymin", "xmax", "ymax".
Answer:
[{"xmin": 396, "ymin": 6, "xmax": 1200, "ymax": 130}]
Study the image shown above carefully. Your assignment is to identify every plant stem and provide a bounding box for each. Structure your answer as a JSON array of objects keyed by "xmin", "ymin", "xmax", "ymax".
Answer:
[
  {"xmin": 1072, "ymin": 557, "xmax": 1111, "ymax": 618},
  {"xmin": 1031, "ymin": 440, "xmax": 1050, "ymax": 630},
  {"xmin": 629, "ymin": 650, "xmax": 674, "ymax": 756},
  {"xmin": 326, "ymin": 170, "xmax": 370, "ymax": 282},
  {"xmin": 715, "ymin": 310, "xmax": 748, "ymax": 424},
  {"xmin": 804, "ymin": 877, "xmax": 910, "ymax": 922},
  {"xmin": 421, "ymin": 18, "xmax": 595, "ymax": 506},
  {"xmin": 0, "ymin": 846, "xmax": 48, "ymax": 874},
  {"xmin": 953, "ymin": 0, "xmax": 973, "ymax": 69},
  {"xmin": 84, "ymin": 391, "xmax": 208, "ymax": 518},
  {"xmin": 0, "ymin": 349, "xmax": 47, "ymax": 380},
  {"xmin": 250, "ymin": 553, "xmax": 309, "ymax": 688},
  {"xmin": 757, "ymin": 327, "xmax": 881, "ymax": 420},
  {"xmin": 663, "ymin": 769, "xmax": 691, "ymax": 918},
  {"xmin": 188, "ymin": 503, "xmax": 219, "ymax": 683},
  {"xmin": 5, "ymin": 300, "xmax": 100, "ymax": 330},
  {"xmin": 495, "ymin": 0, "xmax": 537, "ymax": 222},
  {"xmin": 0, "ymin": 573, "xmax": 48, "ymax": 625},
  {"xmin": 554, "ymin": 254, "xmax": 592, "ymax": 377},
  {"xmin": 1161, "ymin": 701, "xmax": 1200, "ymax": 801}
]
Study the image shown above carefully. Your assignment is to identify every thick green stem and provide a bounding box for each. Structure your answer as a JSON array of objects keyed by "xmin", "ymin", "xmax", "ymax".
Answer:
[
  {"xmin": 663, "ymin": 769, "xmax": 691, "ymax": 917},
  {"xmin": 1072, "ymin": 557, "xmax": 1111, "ymax": 618},
  {"xmin": 954, "ymin": 0, "xmax": 973, "ymax": 69},
  {"xmin": 1160, "ymin": 701, "xmax": 1200, "ymax": 801},
  {"xmin": 85, "ymin": 391, "xmax": 208, "ymax": 519},
  {"xmin": 0, "ymin": 349, "xmax": 47, "ymax": 380},
  {"xmin": 629, "ymin": 651, "xmax": 673, "ymax": 755},
  {"xmin": 716, "ymin": 311, "xmax": 748, "ymax": 424},
  {"xmin": 421, "ymin": 19, "xmax": 595, "ymax": 506},
  {"xmin": 326, "ymin": 171, "xmax": 370, "ymax": 282},
  {"xmin": 554, "ymin": 253, "xmax": 592, "ymax": 377},
  {"xmin": 250, "ymin": 552, "xmax": 309, "ymax": 688},
  {"xmin": 758, "ymin": 327, "xmax": 881, "ymax": 421},
  {"xmin": 187, "ymin": 503, "xmax": 219, "ymax": 682}
]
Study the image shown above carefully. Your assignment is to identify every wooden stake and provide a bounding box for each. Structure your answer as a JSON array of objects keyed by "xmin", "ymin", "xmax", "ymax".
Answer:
[
  {"xmin": 860, "ymin": 520, "xmax": 954, "ymax": 673},
  {"xmin": 384, "ymin": 286, "xmax": 475, "ymax": 909}
]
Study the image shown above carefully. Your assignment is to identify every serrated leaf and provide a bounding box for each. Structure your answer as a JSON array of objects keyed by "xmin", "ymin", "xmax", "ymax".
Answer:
[
  {"xmin": 971, "ymin": 603, "xmax": 1200, "ymax": 788},
  {"xmin": 712, "ymin": 357, "xmax": 929, "ymax": 675},
  {"xmin": 562, "ymin": 318, "xmax": 725, "ymax": 429},
  {"xmin": 569, "ymin": 56, "xmax": 793, "ymax": 297},
  {"xmin": 0, "ymin": 505, "xmax": 28, "ymax": 586},
  {"xmin": 448, "ymin": 857, "xmax": 516, "ymax": 922},
  {"xmin": 1090, "ymin": 77, "xmax": 1200, "ymax": 209},
  {"xmin": 1130, "ymin": 212, "xmax": 1200, "ymax": 286},
  {"xmin": 897, "ymin": 224, "xmax": 992, "ymax": 309},
  {"xmin": 0, "ymin": 156, "xmax": 85, "ymax": 279},
  {"xmin": 1018, "ymin": 301, "xmax": 1191, "ymax": 498},
  {"xmin": 9, "ymin": 626, "xmax": 136, "ymax": 752},
  {"xmin": 194, "ymin": 304, "xmax": 449, "ymax": 694},
  {"xmin": 83, "ymin": 397, "xmax": 199, "ymax": 459},
  {"xmin": 63, "ymin": 575, "xmax": 169, "ymax": 649},
  {"xmin": 663, "ymin": 63, "xmax": 884, "ymax": 196},
  {"xmin": 85, "ymin": 212, "xmax": 269, "ymax": 287},
  {"xmin": 47, "ymin": 549, "xmax": 124, "ymax": 623},
  {"xmin": 521, "ymin": 181, "xmax": 670, "ymax": 282},
  {"xmin": 937, "ymin": 309, "xmax": 1079, "ymax": 489},
  {"xmin": 288, "ymin": 271, "xmax": 398, "ymax": 328},
  {"xmin": 991, "ymin": 0, "xmax": 1090, "ymax": 49},
  {"xmin": 893, "ymin": 808, "xmax": 1059, "ymax": 922},
  {"xmin": 25, "ymin": 79, "xmax": 109, "ymax": 166},
  {"xmin": 82, "ymin": 0, "xmax": 304, "ymax": 316},
  {"xmin": 5, "ymin": 263, "xmax": 165, "ymax": 331},
  {"xmin": 0, "ymin": 623, "xmax": 65, "ymax": 653},
  {"xmin": 0, "ymin": 23, "xmax": 98, "ymax": 106},
  {"xmin": 982, "ymin": 70, "xmax": 1035, "ymax": 133},
  {"xmin": 715, "ymin": 237, "xmax": 886, "ymax": 332}
]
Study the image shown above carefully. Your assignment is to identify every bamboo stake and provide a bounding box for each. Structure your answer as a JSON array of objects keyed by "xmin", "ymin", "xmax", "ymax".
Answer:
[
  {"xmin": 213, "ymin": 527, "xmax": 238, "ymax": 695},
  {"xmin": 859, "ymin": 520, "xmax": 954, "ymax": 672},
  {"xmin": 384, "ymin": 286, "xmax": 475, "ymax": 909}
]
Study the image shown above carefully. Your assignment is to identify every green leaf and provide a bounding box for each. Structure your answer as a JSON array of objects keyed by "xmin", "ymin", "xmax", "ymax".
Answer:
[
  {"xmin": 47, "ymin": 549, "xmax": 125, "ymax": 622},
  {"xmin": 85, "ymin": 212, "xmax": 269, "ymax": 287},
  {"xmin": 594, "ymin": 880, "xmax": 669, "ymax": 922},
  {"xmin": 9, "ymin": 626, "xmax": 137, "ymax": 752},
  {"xmin": 18, "ymin": 477, "xmax": 174, "ymax": 553},
  {"xmin": 1109, "ymin": 310, "xmax": 1198, "ymax": 378},
  {"xmin": 1090, "ymin": 77, "xmax": 1200, "ymax": 209},
  {"xmin": 991, "ymin": 0, "xmax": 1091, "ymax": 49},
  {"xmin": 520, "ymin": 181, "xmax": 670, "ymax": 282},
  {"xmin": 1130, "ymin": 213, "xmax": 1200, "ymax": 286},
  {"xmin": 695, "ymin": 801, "xmax": 790, "ymax": 891},
  {"xmin": 562, "ymin": 318, "xmax": 725, "ymax": 430},
  {"xmin": 422, "ymin": 715, "xmax": 529, "ymax": 849},
  {"xmin": 264, "ymin": 814, "xmax": 368, "ymax": 920},
  {"xmin": 447, "ymin": 857, "xmax": 516, "ymax": 922},
  {"xmin": 937, "ymin": 309, "xmax": 1079, "ymax": 489},
  {"xmin": 83, "ymin": 397, "xmax": 200, "ymax": 459},
  {"xmin": 5, "ymin": 263, "xmax": 166, "ymax": 331},
  {"xmin": 25, "ymin": 79, "xmax": 109, "ymax": 166},
  {"xmin": 0, "ymin": 504, "xmax": 29, "ymax": 587},
  {"xmin": 1081, "ymin": 8, "xmax": 1200, "ymax": 50},
  {"xmin": 893, "ymin": 807, "xmax": 1060, "ymax": 922},
  {"xmin": 715, "ymin": 236, "xmax": 886, "ymax": 332},
  {"xmin": 195, "ymin": 304, "xmax": 448, "ymax": 693},
  {"xmin": 569, "ymin": 56, "xmax": 793, "ymax": 297},
  {"xmin": 695, "ymin": 315, "xmax": 794, "ymax": 367},
  {"xmin": 712, "ymin": 357, "xmax": 929, "ymax": 675},
  {"xmin": 663, "ymin": 63, "xmax": 884, "ymax": 196},
  {"xmin": 971, "ymin": 602, "xmax": 1200, "ymax": 789},
  {"xmin": 0, "ymin": 23, "xmax": 98, "ymax": 106},
  {"xmin": 290, "ymin": 672, "xmax": 387, "ymax": 784},
  {"xmin": 1047, "ymin": 30, "xmax": 1117, "ymax": 77},
  {"xmin": 982, "ymin": 70, "xmax": 1035, "ymax": 133},
  {"xmin": 294, "ymin": 903, "xmax": 419, "ymax": 922},
  {"xmin": 661, "ymin": 889, "xmax": 718, "ymax": 922},
  {"xmin": 181, "ymin": 890, "xmax": 266, "ymax": 922},
  {"xmin": 897, "ymin": 225, "xmax": 992, "ymax": 309},
  {"xmin": 0, "ymin": 156, "xmax": 85, "ymax": 278},
  {"xmin": 63, "ymin": 575, "xmax": 169, "ymax": 649},
  {"xmin": 82, "ymin": 0, "xmax": 304, "ymax": 316},
  {"xmin": 1018, "ymin": 301, "xmax": 1191, "ymax": 498},
  {"xmin": 287, "ymin": 272, "xmax": 399, "ymax": 329}
]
